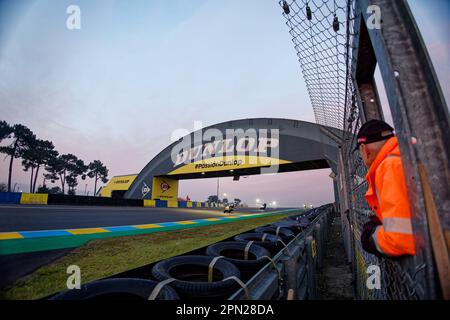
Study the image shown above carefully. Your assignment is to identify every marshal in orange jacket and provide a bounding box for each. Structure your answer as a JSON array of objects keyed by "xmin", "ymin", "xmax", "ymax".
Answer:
[{"xmin": 365, "ymin": 137, "xmax": 416, "ymax": 256}]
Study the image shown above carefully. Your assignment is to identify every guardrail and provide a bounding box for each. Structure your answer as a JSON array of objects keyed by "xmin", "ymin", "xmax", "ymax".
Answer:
[
  {"xmin": 0, "ymin": 192, "xmax": 22, "ymax": 204},
  {"xmin": 229, "ymin": 204, "xmax": 333, "ymax": 300},
  {"xmin": 0, "ymin": 192, "xmax": 210, "ymax": 208},
  {"xmin": 144, "ymin": 199, "xmax": 209, "ymax": 208}
]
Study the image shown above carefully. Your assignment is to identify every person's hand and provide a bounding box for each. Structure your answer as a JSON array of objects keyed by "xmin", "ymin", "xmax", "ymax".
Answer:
[
  {"xmin": 369, "ymin": 214, "xmax": 382, "ymax": 225},
  {"xmin": 361, "ymin": 216, "xmax": 383, "ymax": 257}
]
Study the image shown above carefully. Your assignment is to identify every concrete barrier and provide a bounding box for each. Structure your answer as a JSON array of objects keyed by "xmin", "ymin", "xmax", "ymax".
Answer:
[
  {"xmin": 144, "ymin": 200, "xmax": 156, "ymax": 207},
  {"xmin": 0, "ymin": 192, "xmax": 210, "ymax": 209},
  {"xmin": 0, "ymin": 192, "xmax": 22, "ymax": 204},
  {"xmin": 167, "ymin": 200, "xmax": 178, "ymax": 208},
  {"xmin": 145, "ymin": 200, "xmax": 210, "ymax": 209},
  {"xmin": 47, "ymin": 194, "xmax": 143, "ymax": 207},
  {"xmin": 20, "ymin": 193, "xmax": 48, "ymax": 205}
]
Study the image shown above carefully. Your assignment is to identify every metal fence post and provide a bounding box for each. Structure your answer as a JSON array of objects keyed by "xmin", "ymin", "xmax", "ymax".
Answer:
[
  {"xmin": 282, "ymin": 245, "xmax": 301, "ymax": 299},
  {"xmin": 306, "ymin": 236, "xmax": 317, "ymax": 299},
  {"xmin": 314, "ymin": 224, "xmax": 324, "ymax": 269}
]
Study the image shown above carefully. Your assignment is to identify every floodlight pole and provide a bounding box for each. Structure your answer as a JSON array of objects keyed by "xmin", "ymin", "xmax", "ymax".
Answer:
[{"xmin": 216, "ymin": 177, "xmax": 219, "ymax": 204}]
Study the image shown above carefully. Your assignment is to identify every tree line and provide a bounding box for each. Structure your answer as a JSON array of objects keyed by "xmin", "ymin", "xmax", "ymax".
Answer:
[{"xmin": 0, "ymin": 120, "xmax": 109, "ymax": 195}]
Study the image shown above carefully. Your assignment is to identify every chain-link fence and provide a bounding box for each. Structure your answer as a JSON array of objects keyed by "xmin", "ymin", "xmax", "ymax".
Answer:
[
  {"xmin": 279, "ymin": 0, "xmax": 440, "ymax": 299},
  {"xmin": 280, "ymin": 0, "xmax": 352, "ymax": 130}
]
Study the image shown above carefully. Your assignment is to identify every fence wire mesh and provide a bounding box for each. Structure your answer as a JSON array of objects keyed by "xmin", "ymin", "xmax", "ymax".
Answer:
[
  {"xmin": 279, "ymin": 0, "xmax": 356, "ymax": 130},
  {"xmin": 279, "ymin": 0, "xmax": 432, "ymax": 299}
]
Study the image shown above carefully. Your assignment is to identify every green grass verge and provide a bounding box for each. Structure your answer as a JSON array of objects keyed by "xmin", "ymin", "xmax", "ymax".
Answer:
[{"xmin": 1, "ymin": 213, "xmax": 291, "ymax": 300}]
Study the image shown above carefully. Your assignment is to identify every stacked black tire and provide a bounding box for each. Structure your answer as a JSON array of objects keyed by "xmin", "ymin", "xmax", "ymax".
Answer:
[
  {"xmin": 50, "ymin": 278, "xmax": 179, "ymax": 300},
  {"xmin": 206, "ymin": 241, "xmax": 270, "ymax": 282},
  {"xmin": 151, "ymin": 255, "xmax": 241, "ymax": 300},
  {"xmin": 50, "ymin": 211, "xmax": 314, "ymax": 300}
]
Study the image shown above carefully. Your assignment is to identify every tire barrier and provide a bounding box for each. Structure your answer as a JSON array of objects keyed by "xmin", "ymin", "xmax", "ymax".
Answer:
[
  {"xmin": 287, "ymin": 213, "xmax": 306, "ymax": 220},
  {"xmin": 151, "ymin": 255, "xmax": 241, "ymax": 300},
  {"xmin": 287, "ymin": 215, "xmax": 310, "ymax": 226},
  {"xmin": 45, "ymin": 205, "xmax": 333, "ymax": 300},
  {"xmin": 229, "ymin": 204, "xmax": 334, "ymax": 300},
  {"xmin": 206, "ymin": 241, "xmax": 271, "ymax": 282},
  {"xmin": 50, "ymin": 278, "xmax": 179, "ymax": 300},
  {"xmin": 254, "ymin": 226, "xmax": 295, "ymax": 243},
  {"xmin": 233, "ymin": 233, "xmax": 281, "ymax": 256},
  {"xmin": 271, "ymin": 220, "xmax": 305, "ymax": 235},
  {"xmin": 304, "ymin": 210, "xmax": 321, "ymax": 222}
]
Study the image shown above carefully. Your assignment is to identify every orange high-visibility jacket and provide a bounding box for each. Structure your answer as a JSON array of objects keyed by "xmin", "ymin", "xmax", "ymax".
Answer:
[{"xmin": 365, "ymin": 137, "xmax": 416, "ymax": 256}]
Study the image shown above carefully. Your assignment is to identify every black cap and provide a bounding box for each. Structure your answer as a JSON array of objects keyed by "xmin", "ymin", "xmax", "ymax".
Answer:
[{"xmin": 354, "ymin": 120, "xmax": 394, "ymax": 151}]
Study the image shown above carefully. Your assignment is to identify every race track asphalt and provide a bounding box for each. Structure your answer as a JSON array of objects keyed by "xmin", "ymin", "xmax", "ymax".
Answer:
[
  {"xmin": 0, "ymin": 205, "xmax": 286, "ymax": 291},
  {"xmin": 0, "ymin": 205, "xmax": 281, "ymax": 232}
]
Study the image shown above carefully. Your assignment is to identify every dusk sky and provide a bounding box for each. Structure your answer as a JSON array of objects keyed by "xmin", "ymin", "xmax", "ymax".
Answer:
[{"xmin": 0, "ymin": 0, "xmax": 448, "ymax": 207}]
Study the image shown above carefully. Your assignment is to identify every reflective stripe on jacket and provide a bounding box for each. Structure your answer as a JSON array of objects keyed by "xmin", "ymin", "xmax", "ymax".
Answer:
[{"xmin": 365, "ymin": 137, "xmax": 416, "ymax": 256}]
